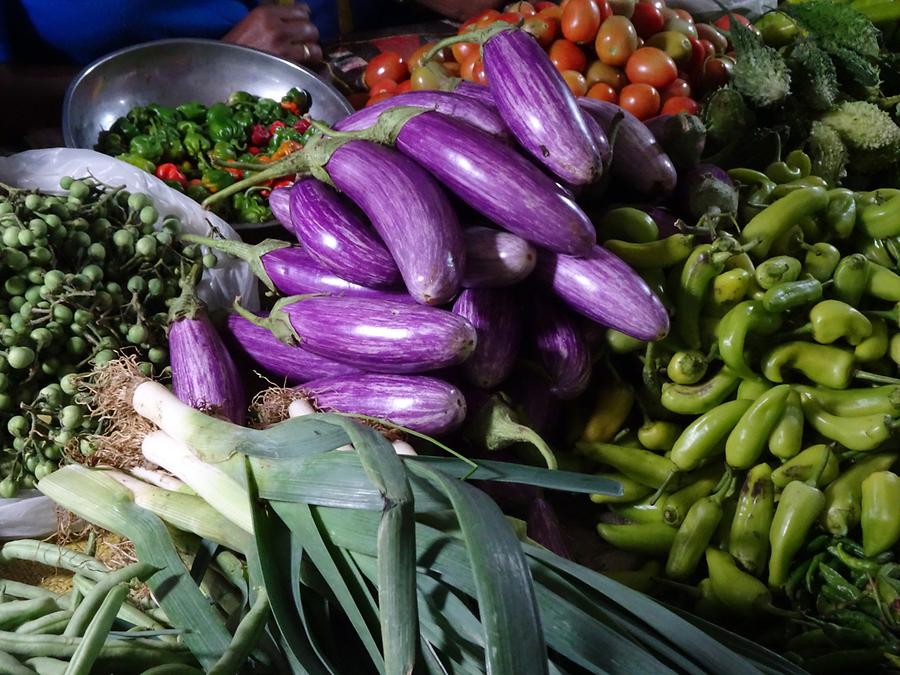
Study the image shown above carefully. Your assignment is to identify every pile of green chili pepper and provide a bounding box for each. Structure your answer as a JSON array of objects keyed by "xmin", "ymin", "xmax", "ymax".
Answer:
[
  {"xmin": 568, "ymin": 154, "xmax": 900, "ymax": 673},
  {"xmin": 94, "ymin": 88, "xmax": 313, "ymax": 223}
]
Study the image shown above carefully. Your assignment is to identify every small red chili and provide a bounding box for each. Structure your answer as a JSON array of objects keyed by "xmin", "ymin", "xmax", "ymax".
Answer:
[
  {"xmin": 250, "ymin": 123, "xmax": 270, "ymax": 146},
  {"xmin": 272, "ymin": 178, "xmax": 293, "ymax": 189},
  {"xmin": 154, "ymin": 162, "xmax": 187, "ymax": 186},
  {"xmin": 293, "ymin": 118, "xmax": 311, "ymax": 133},
  {"xmin": 223, "ymin": 167, "xmax": 244, "ymax": 179},
  {"xmin": 268, "ymin": 120, "xmax": 285, "ymax": 134},
  {"xmin": 281, "ymin": 101, "xmax": 300, "ymax": 115},
  {"xmin": 260, "ymin": 189, "xmax": 271, "ymax": 198},
  {"xmin": 248, "ymin": 146, "xmax": 260, "ymax": 155}
]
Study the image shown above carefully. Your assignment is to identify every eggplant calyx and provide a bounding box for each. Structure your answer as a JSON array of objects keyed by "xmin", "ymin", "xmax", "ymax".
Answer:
[
  {"xmin": 464, "ymin": 393, "xmax": 557, "ymax": 470},
  {"xmin": 181, "ymin": 234, "xmax": 290, "ymax": 293},
  {"xmin": 168, "ymin": 262, "xmax": 205, "ymax": 323},
  {"xmin": 232, "ymin": 294, "xmax": 313, "ymax": 348},
  {"xmin": 316, "ymin": 106, "xmax": 428, "ymax": 147}
]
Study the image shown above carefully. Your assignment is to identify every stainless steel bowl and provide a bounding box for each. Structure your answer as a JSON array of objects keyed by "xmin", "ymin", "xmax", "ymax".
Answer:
[{"xmin": 63, "ymin": 38, "xmax": 354, "ymax": 229}]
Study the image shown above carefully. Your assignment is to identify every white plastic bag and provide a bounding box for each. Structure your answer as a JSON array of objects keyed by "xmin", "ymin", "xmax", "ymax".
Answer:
[
  {"xmin": 0, "ymin": 148, "xmax": 258, "ymax": 539},
  {"xmin": 667, "ymin": 0, "xmax": 776, "ymax": 20}
]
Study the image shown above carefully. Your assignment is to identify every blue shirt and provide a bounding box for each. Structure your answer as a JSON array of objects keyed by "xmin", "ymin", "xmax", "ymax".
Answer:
[{"xmin": 0, "ymin": 1, "xmax": 379, "ymax": 65}]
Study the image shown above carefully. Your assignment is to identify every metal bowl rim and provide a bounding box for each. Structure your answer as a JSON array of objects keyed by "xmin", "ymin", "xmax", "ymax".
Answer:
[{"xmin": 62, "ymin": 37, "xmax": 352, "ymax": 148}]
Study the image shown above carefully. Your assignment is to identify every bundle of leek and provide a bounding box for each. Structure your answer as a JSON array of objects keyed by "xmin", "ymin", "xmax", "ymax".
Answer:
[{"xmin": 37, "ymin": 373, "xmax": 803, "ymax": 674}]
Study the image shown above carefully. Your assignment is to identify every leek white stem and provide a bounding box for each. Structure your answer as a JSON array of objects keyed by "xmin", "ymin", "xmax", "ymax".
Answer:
[
  {"xmin": 392, "ymin": 440, "xmax": 418, "ymax": 456},
  {"xmin": 129, "ymin": 467, "xmax": 194, "ymax": 495},
  {"xmin": 287, "ymin": 398, "xmax": 354, "ymax": 452},
  {"xmin": 141, "ymin": 431, "xmax": 254, "ymax": 535}
]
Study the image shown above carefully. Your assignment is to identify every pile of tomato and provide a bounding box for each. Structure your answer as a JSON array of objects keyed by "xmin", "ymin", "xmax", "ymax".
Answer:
[{"xmin": 363, "ymin": 0, "xmax": 756, "ymax": 122}]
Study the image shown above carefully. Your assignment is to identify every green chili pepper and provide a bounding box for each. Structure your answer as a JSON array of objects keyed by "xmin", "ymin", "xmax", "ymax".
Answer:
[
  {"xmin": 865, "ymin": 262, "xmax": 900, "ymax": 303},
  {"xmin": 768, "ymin": 223, "xmax": 806, "ymax": 258},
  {"xmin": 725, "ymin": 384, "xmax": 792, "ymax": 469},
  {"xmin": 596, "ymin": 207, "xmax": 659, "ymax": 243},
  {"xmin": 891, "ymin": 333, "xmax": 900, "ymax": 367},
  {"xmin": 786, "ymin": 149, "xmax": 812, "ymax": 178},
  {"xmin": 186, "ymin": 183, "xmax": 212, "ymax": 203},
  {"xmin": 604, "ymin": 560, "xmax": 661, "ymax": 593},
  {"xmin": 209, "ymin": 141, "xmax": 238, "ymax": 163},
  {"xmin": 770, "ymin": 176, "xmax": 829, "ymax": 200},
  {"xmin": 128, "ymin": 135, "xmax": 164, "ymax": 163},
  {"xmin": 605, "ymin": 329, "xmax": 645, "ymax": 354},
  {"xmin": 771, "ymin": 444, "xmax": 840, "ymax": 489},
  {"xmin": 665, "ymin": 350, "xmax": 707, "ymax": 385},
  {"xmin": 854, "ymin": 318, "xmax": 889, "ymax": 363},
  {"xmin": 113, "ymin": 153, "xmax": 156, "ymax": 173},
  {"xmin": 253, "ymin": 98, "xmax": 281, "ymax": 125},
  {"xmin": 126, "ymin": 105, "xmax": 152, "ymax": 126},
  {"xmin": 666, "ymin": 471, "xmax": 734, "ymax": 580},
  {"xmin": 575, "ymin": 442, "xmax": 676, "ymax": 489},
  {"xmin": 728, "ymin": 463, "xmax": 775, "ymax": 577},
  {"xmin": 233, "ymin": 192, "xmax": 271, "ymax": 224},
  {"xmin": 808, "ymin": 300, "xmax": 873, "ymax": 346},
  {"xmin": 94, "ymin": 130, "xmax": 126, "ymax": 155},
  {"xmin": 800, "ymin": 394, "xmax": 898, "ymax": 452},
  {"xmin": 637, "ymin": 420, "xmax": 682, "ymax": 452},
  {"xmin": 728, "ymin": 168, "xmax": 774, "ymax": 189},
  {"xmin": 596, "ymin": 522, "xmax": 677, "ymax": 556},
  {"xmin": 795, "ymin": 384, "xmax": 900, "ymax": 417},
  {"xmin": 694, "ymin": 576, "xmax": 728, "ymax": 620},
  {"xmin": 146, "ymin": 103, "xmax": 179, "ymax": 126},
  {"xmin": 802, "ymin": 243, "xmax": 841, "ymax": 283},
  {"xmin": 762, "ymin": 278, "xmax": 822, "ymax": 313},
  {"xmin": 638, "ymin": 268, "xmax": 673, "ymax": 313},
  {"xmin": 176, "ymin": 101, "xmax": 206, "ymax": 122},
  {"xmin": 111, "ymin": 117, "xmax": 140, "ymax": 139},
  {"xmin": 740, "ymin": 186, "xmax": 828, "ymax": 259},
  {"xmin": 233, "ymin": 109, "xmax": 254, "ymax": 131},
  {"xmin": 737, "ymin": 377, "xmax": 772, "ymax": 400},
  {"xmin": 886, "ymin": 236, "xmax": 900, "ymax": 267},
  {"xmin": 663, "ymin": 462, "xmax": 725, "ymax": 527},
  {"xmin": 769, "ymin": 389, "xmax": 804, "ymax": 460},
  {"xmin": 589, "ymin": 472, "xmax": 653, "ymax": 504},
  {"xmin": 765, "ymin": 160, "xmax": 803, "ymax": 184},
  {"xmin": 710, "ymin": 268, "xmax": 753, "ymax": 312},
  {"xmin": 610, "ymin": 494, "xmax": 669, "ymax": 524},
  {"xmin": 755, "ymin": 255, "xmax": 802, "ymax": 289},
  {"xmin": 861, "ymin": 471, "xmax": 900, "ymax": 556},
  {"xmin": 717, "ymin": 301, "xmax": 782, "ymax": 379},
  {"xmin": 824, "ymin": 188, "xmax": 857, "ymax": 239},
  {"xmin": 762, "ymin": 342, "xmax": 856, "ymax": 389},
  {"xmin": 833, "ymin": 254, "xmax": 871, "ymax": 305},
  {"xmin": 858, "ymin": 194, "xmax": 900, "ymax": 239},
  {"xmin": 677, "ymin": 240, "xmax": 739, "ymax": 349},
  {"xmin": 269, "ymin": 125, "xmax": 304, "ymax": 150},
  {"xmin": 206, "ymin": 104, "xmax": 243, "ymax": 143},
  {"xmin": 818, "ymin": 563, "xmax": 862, "ymax": 602},
  {"xmin": 201, "ymin": 169, "xmax": 236, "ymax": 194},
  {"xmin": 227, "ymin": 90, "xmax": 257, "ymax": 107},
  {"xmin": 823, "ymin": 452, "xmax": 897, "ymax": 536},
  {"xmin": 603, "ymin": 235, "xmax": 694, "ymax": 268},
  {"xmin": 669, "ymin": 399, "xmax": 753, "ymax": 473},
  {"xmin": 660, "ymin": 366, "xmax": 741, "ymax": 415},
  {"xmin": 859, "ymin": 238, "xmax": 896, "ymax": 272},
  {"xmin": 284, "ymin": 87, "xmax": 311, "ymax": 112},
  {"xmin": 768, "ymin": 448, "xmax": 831, "ymax": 588},
  {"xmin": 183, "ymin": 130, "xmax": 211, "ymax": 157},
  {"xmin": 706, "ymin": 548, "xmax": 772, "ymax": 615}
]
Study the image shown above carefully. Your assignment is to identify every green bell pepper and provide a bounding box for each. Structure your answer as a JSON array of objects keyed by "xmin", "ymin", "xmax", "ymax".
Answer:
[{"xmin": 128, "ymin": 134, "xmax": 164, "ymax": 164}]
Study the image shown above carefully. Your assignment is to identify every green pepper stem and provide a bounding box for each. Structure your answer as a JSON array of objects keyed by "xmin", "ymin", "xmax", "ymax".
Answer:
[
  {"xmin": 649, "ymin": 470, "xmax": 678, "ymax": 505},
  {"xmin": 855, "ymin": 371, "xmax": 900, "ymax": 386}
]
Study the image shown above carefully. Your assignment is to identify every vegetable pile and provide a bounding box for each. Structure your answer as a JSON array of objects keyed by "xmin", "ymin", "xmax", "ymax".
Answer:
[
  {"xmin": 94, "ymin": 88, "xmax": 313, "ymax": 223},
  {"xmin": 0, "ymin": 178, "xmax": 209, "ymax": 497}
]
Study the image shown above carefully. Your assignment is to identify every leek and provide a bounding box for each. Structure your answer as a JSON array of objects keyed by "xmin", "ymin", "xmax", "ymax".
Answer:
[{"xmin": 128, "ymin": 467, "xmax": 193, "ymax": 495}]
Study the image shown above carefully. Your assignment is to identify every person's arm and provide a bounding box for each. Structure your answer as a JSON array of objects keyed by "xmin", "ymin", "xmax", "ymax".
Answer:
[
  {"xmin": 411, "ymin": 0, "xmax": 505, "ymax": 21},
  {"xmin": 0, "ymin": 64, "xmax": 79, "ymax": 146}
]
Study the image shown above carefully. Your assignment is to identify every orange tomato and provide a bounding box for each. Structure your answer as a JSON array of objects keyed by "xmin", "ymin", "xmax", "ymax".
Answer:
[
  {"xmin": 452, "ymin": 41, "xmax": 479, "ymax": 64},
  {"xmin": 585, "ymin": 60, "xmax": 627, "ymax": 89},
  {"xmin": 562, "ymin": 0, "xmax": 603, "ymax": 44},
  {"xmin": 561, "ymin": 69, "xmax": 589, "ymax": 95},
  {"xmin": 366, "ymin": 92, "xmax": 395, "ymax": 107},
  {"xmin": 586, "ymin": 82, "xmax": 618, "ymax": 102},
  {"xmin": 409, "ymin": 42, "xmax": 449, "ymax": 70},
  {"xmin": 595, "ymin": 15, "xmax": 639, "ymax": 66},
  {"xmin": 368, "ymin": 79, "xmax": 398, "ymax": 96},
  {"xmin": 618, "ymin": 82, "xmax": 660, "ymax": 119},
  {"xmin": 472, "ymin": 59, "xmax": 489, "ymax": 85},
  {"xmin": 660, "ymin": 95, "xmax": 699, "ymax": 114},
  {"xmin": 460, "ymin": 53, "xmax": 481, "ymax": 81},
  {"xmin": 364, "ymin": 52, "xmax": 408, "ymax": 89},
  {"xmin": 625, "ymin": 47, "xmax": 677, "ymax": 88},
  {"xmin": 524, "ymin": 15, "xmax": 561, "ymax": 48},
  {"xmin": 538, "ymin": 4, "xmax": 564, "ymax": 19},
  {"xmin": 549, "ymin": 39, "xmax": 588, "ymax": 72}
]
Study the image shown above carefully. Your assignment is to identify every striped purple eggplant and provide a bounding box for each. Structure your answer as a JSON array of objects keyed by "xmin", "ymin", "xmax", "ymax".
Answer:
[
  {"xmin": 452, "ymin": 288, "xmax": 520, "ymax": 389},
  {"xmin": 452, "ymin": 81, "xmax": 496, "ymax": 107},
  {"xmin": 325, "ymin": 141, "xmax": 465, "ymax": 305},
  {"xmin": 298, "ymin": 373, "xmax": 467, "ymax": 435},
  {"xmin": 535, "ymin": 245, "xmax": 670, "ymax": 341},
  {"xmin": 168, "ymin": 276, "xmax": 246, "ymax": 423},
  {"xmin": 268, "ymin": 186, "xmax": 292, "ymax": 230},
  {"xmin": 265, "ymin": 295, "xmax": 477, "ymax": 374},
  {"xmin": 224, "ymin": 314, "xmax": 362, "ymax": 384},
  {"xmin": 527, "ymin": 497, "xmax": 572, "ymax": 559},
  {"xmin": 505, "ymin": 371, "xmax": 561, "ymax": 438},
  {"xmin": 381, "ymin": 110, "xmax": 596, "ymax": 255},
  {"xmin": 463, "ymin": 226, "xmax": 536, "ymax": 288},
  {"xmin": 484, "ymin": 28, "xmax": 605, "ymax": 186},
  {"xmin": 578, "ymin": 98, "xmax": 677, "ymax": 198},
  {"xmin": 531, "ymin": 300, "xmax": 591, "ymax": 400},
  {"xmin": 288, "ymin": 178, "xmax": 400, "ymax": 288},
  {"xmin": 335, "ymin": 90, "xmax": 509, "ymax": 140}
]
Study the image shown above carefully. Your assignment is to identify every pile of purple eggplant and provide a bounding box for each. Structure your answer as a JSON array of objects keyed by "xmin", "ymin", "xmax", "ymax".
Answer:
[{"xmin": 191, "ymin": 25, "xmax": 696, "ymax": 438}]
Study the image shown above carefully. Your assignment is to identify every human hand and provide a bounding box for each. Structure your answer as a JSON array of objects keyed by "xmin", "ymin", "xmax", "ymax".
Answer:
[{"xmin": 222, "ymin": 5, "xmax": 323, "ymax": 65}]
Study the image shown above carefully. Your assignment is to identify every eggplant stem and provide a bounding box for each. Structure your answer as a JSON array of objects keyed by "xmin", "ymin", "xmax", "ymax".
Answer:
[
  {"xmin": 202, "ymin": 151, "xmax": 311, "ymax": 209},
  {"xmin": 421, "ymin": 20, "xmax": 519, "ymax": 64},
  {"xmin": 307, "ymin": 119, "xmax": 363, "ymax": 139},
  {"xmin": 168, "ymin": 262, "xmax": 204, "ymax": 322}
]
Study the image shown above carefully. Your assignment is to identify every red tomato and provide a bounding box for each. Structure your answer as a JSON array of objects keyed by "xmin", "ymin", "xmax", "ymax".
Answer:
[
  {"xmin": 641, "ymin": 0, "xmax": 666, "ymax": 10},
  {"xmin": 662, "ymin": 77, "xmax": 691, "ymax": 99},
  {"xmin": 586, "ymin": 60, "xmax": 627, "ymax": 89},
  {"xmin": 368, "ymin": 79, "xmax": 398, "ymax": 96},
  {"xmin": 538, "ymin": 4, "xmax": 564, "ymax": 19},
  {"xmin": 364, "ymin": 52, "xmax": 408, "ymax": 89},
  {"xmin": 526, "ymin": 15, "xmax": 562, "ymax": 47},
  {"xmin": 460, "ymin": 54, "xmax": 481, "ymax": 81},
  {"xmin": 630, "ymin": 2, "xmax": 664, "ymax": 37},
  {"xmin": 701, "ymin": 56, "xmax": 733, "ymax": 90},
  {"xmin": 673, "ymin": 8, "xmax": 693, "ymax": 22},
  {"xmin": 474, "ymin": 9, "xmax": 503, "ymax": 26},
  {"xmin": 597, "ymin": 0, "xmax": 614, "ymax": 21},
  {"xmin": 395, "ymin": 79, "xmax": 413, "ymax": 93},
  {"xmin": 625, "ymin": 47, "xmax": 677, "ymax": 88},
  {"xmin": 549, "ymin": 39, "xmax": 589, "ymax": 72},
  {"xmin": 562, "ymin": 69, "xmax": 589, "ymax": 95},
  {"xmin": 618, "ymin": 82, "xmax": 660, "ymax": 119},
  {"xmin": 452, "ymin": 41, "xmax": 479, "ymax": 64},
  {"xmin": 698, "ymin": 38, "xmax": 716, "ymax": 59},
  {"xmin": 534, "ymin": 1, "xmax": 558, "ymax": 9},
  {"xmin": 687, "ymin": 36, "xmax": 706, "ymax": 72},
  {"xmin": 444, "ymin": 61, "xmax": 461, "ymax": 76},
  {"xmin": 595, "ymin": 15, "xmax": 639, "ymax": 66},
  {"xmin": 506, "ymin": 1, "xmax": 537, "ymax": 16},
  {"xmin": 586, "ymin": 82, "xmax": 618, "ymax": 102},
  {"xmin": 660, "ymin": 96, "xmax": 699, "ymax": 114},
  {"xmin": 562, "ymin": 0, "xmax": 603, "ymax": 44},
  {"xmin": 472, "ymin": 59, "xmax": 489, "ymax": 85},
  {"xmin": 497, "ymin": 11, "xmax": 522, "ymax": 23},
  {"xmin": 366, "ymin": 92, "xmax": 395, "ymax": 107},
  {"xmin": 713, "ymin": 13, "xmax": 754, "ymax": 32}
]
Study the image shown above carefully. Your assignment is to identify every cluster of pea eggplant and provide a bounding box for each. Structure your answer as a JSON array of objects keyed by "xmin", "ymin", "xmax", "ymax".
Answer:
[{"xmin": 571, "ymin": 162, "xmax": 900, "ymax": 637}]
